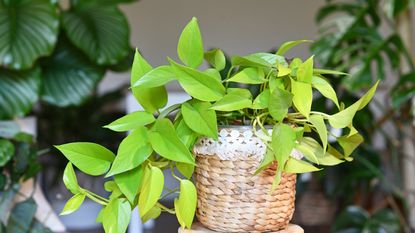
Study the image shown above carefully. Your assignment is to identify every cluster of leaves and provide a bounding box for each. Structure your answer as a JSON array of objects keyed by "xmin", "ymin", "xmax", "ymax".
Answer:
[
  {"xmin": 0, "ymin": 121, "xmax": 50, "ymax": 232},
  {"xmin": 56, "ymin": 17, "xmax": 378, "ymax": 232},
  {"xmin": 312, "ymin": 0, "xmax": 414, "ymax": 109},
  {"xmin": 0, "ymin": 0, "xmax": 136, "ymax": 119}
]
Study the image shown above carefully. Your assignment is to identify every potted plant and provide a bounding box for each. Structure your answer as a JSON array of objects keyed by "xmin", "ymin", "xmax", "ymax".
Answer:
[{"xmin": 55, "ymin": 17, "xmax": 378, "ymax": 233}]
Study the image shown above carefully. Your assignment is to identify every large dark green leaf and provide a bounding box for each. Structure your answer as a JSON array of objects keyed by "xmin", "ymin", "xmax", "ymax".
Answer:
[
  {"xmin": 0, "ymin": 68, "xmax": 41, "ymax": 119},
  {"xmin": 6, "ymin": 198, "xmax": 37, "ymax": 233},
  {"xmin": 62, "ymin": 3, "xmax": 130, "ymax": 65},
  {"xmin": 40, "ymin": 39, "xmax": 104, "ymax": 107},
  {"xmin": 0, "ymin": 0, "xmax": 59, "ymax": 70},
  {"xmin": 0, "ymin": 139, "xmax": 14, "ymax": 166}
]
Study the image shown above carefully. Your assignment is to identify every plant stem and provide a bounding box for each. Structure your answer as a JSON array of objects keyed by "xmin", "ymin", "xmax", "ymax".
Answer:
[{"xmin": 156, "ymin": 202, "xmax": 175, "ymax": 214}]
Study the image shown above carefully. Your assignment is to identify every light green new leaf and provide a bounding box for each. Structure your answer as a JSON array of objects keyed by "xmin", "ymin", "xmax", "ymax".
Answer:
[
  {"xmin": 338, "ymin": 133, "xmax": 364, "ymax": 157},
  {"xmin": 254, "ymin": 149, "xmax": 274, "ymax": 175},
  {"xmin": 291, "ymin": 79, "xmax": 312, "ymax": 118},
  {"xmin": 328, "ymin": 81, "xmax": 379, "ymax": 128},
  {"xmin": 203, "ymin": 68, "xmax": 222, "ymax": 82},
  {"xmin": 295, "ymin": 143, "xmax": 319, "ymax": 164},
  {"xmin": 309, "ymin": 115, "xmax": 328, "ymax": 150},
  {"xmin": 177, "ymin": 17, "xmax": 204, "ymax": 68},
  {"xmin": 284, "ymin": 157, "xmax": 320, "ymax": 173},
  {"xmin": 60, "ymin": 193, "xmax": 86, "ymax": 216},
  {"xmin": 102, "ymin": 198, "xmax": 131, "ymax": 233},
  {"xmin": 175, "ymin": 119, "xmax": 199, "ymax": 149},
  {"xmin": 177, "ymin": 163, "xmax": 195, "ymax": 179},
  {"xmin": 107, "ymin": 127, "xmax": 152, "ymax": 176},
  {"xmin": 131, "ymin": 50, "xmax": 168, "ymax": 113},
  {"xmin": 268, "ymin": 88, "xmax": 293, "ymax": 122},
  {"xmin": 63, "ymin": 163, "xmax": 80, "ymax": 195},
  {"xmin": 231, "ymin": 55, "xmax": 270, "ymax": 68},
  {"xmin": 211, "ymin": 88, "xmax": 252, "ymax": 112},
  {"xmin": 276, "ymin": 40, "xmax": 312, "ymax": 56},
  {"xmin": 272, "ymin": 124, "xmax": 296, "ymax": 171},
  {"xmin": 227, "ymin": 68, "xmax": 266, "ymax": 84},
  {"xmin": 277, "ymin": 63, "xmax": 291, "ymax": 77},
  {"xmin": 141, "ymin": 206, "xmax": 162, "ymax": 223},
  {"xmin": 269, "ymin": 77, "xmax": 285, "ymax": 92},
  {"xmin": 139, "ymin": 166, "xmax": 164, "ymax": 216},
  {"xmin": 169, "ymin": 58, "xmax": 225, "ymax": 101},
  {"xmin": 301, "ymin": 137, "xmax": 343, "ymax": 165},
  {"xmin": 149, "ymin": 118, "xmax": 195, "ymax": 164},
  {"xmin": 104, "ymin": 181, "xmax": 123, "ymax": 200},
  {"xmin": 114, "ymin": 166, "xmax": 143, "ymax": 204},
  {"xmin": 313, "ymin": 69, "xmax": 348, "ymax": 76},
  {"xmin": 252, "ymin": 89, "xmax": 270, "ymax": 109},
  {"xmin": 56, "ymin": 143, "xmax": 115, "ymax": 176},
  {"xmin": 296, "ymin": 56, "xmax": 313, "ymax": 83},
  {"xmin": 182, "ymin": 100, "xmax": 218, "ymax": 139},
  {"xmin": 132, "ymin": 66, "xmax": 175, "ymax": 89},
  {"xmin": 204, "ymin": 49, "xmax": 226, "ymax": 71},
  {"xmin": 312, "ymin": 75, "xmax": 340, "ymax": 108},
  {"xmin": 175, "ymin": 180, "xmax": 197, "ymax": 229},
  {"xmin": 104, "ymin": 111, "xmax": 155, "ymax": 132}
]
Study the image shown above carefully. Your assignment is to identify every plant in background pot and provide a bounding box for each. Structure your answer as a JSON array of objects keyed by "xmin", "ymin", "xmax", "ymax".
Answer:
[{"xmin": 55, "ymin": 17, "xmax": 378, "ymax": 233}]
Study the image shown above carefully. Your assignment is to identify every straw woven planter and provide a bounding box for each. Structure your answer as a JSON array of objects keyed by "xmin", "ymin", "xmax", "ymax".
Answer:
[{"xmin": 193, "ymin": 127, "xmax": 298, "ymax": 233}]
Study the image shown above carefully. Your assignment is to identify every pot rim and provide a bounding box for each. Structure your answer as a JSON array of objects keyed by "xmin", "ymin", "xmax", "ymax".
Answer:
[{"xmin": 218, "ymin": 124, "xmax": 273, "ymax": 130}]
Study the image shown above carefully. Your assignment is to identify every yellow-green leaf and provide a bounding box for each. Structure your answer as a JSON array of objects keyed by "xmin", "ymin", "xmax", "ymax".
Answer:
[
  {"xmin": 309, "ymin": 115, "xmax": 328, "ymax": 150},
  {"xmin": 277, "ymin": 63, "xmax": 291, "ymax": 77},
  {"xmin": 104, "ymin": 111, "xmax": 155, "ymax": 132},
  {"xmin": 301, "ymin": 137, "xmax": 344, "ymax": 165},
  {"xmin": 268, "ymin": 88, "xmax": 293, "ymax": 122},
  {"xmin": 313, "ymin": 69, "xmax": 348, "ymax": 76},
  {"xmin": 182, "ymin": 100, "xmax": 217, "ymax": 139},
  {"xmin": 141, "ymin": 206, "xmax": 162, "ymax": 224},
  {"xmin": 291, "ymin": 79, "xmax": 312, "ymax": 118},
  {"xmin": 338, "ymin": 133, "xmax": 364, "ymax": 157},
  {"xmin": 60, "ymin": 193, "xmax": 86, "ymax": 216},
  {"xmin": 139, "ymin": 166, "xmax": 164, "ymax": 217},
  {"xmin": 312, "ymin": 75, "xmax": 340, "ymax": 109},
  {"xmin": 296, "ymin": 56, "xmax": 313, "ymax": 83},
  {"xmin": 252, "ymin": 89, "xmax": 270, "ymax": 109},
  {"xmin": 102, "ymin": 198, "xmax": 131, "ymax": 233},
  {"xmin": 63, "ymin": 163, "xmax": 80, "ymax": 194},
  {"xmin": 177, "ymin": 17, "xmax": 204, "ymax": 68},
  {"xmin": 284, "ymin": 157, "xmax": 320, "ymax": 173},
  {"xmin": 211, "ymin": 88, "xmax": 252, "ymax": 111},
  {"xmin": 175, "ymin": 180, "xmax": 197, "ymax": 229},
  {"xmin": 114, "ymin": 166, "xmax": 143, "ymax": 204},
  {"xmin": 272, "ymin": 124, "xmax": 296, "ymax": 170},
  {"xmin": 204, "ymin": 49, "xmax": 226, "ymax": 71},
  {"xmin": 132, "ymin": 66, "xmax": 175, "ymax": 89},
  {"xmin": 227, "ymin": 67, "xmax": 266, "ymax": 84},
  {"xmin": 276, "ymin": 40, "xmax": 312, "ymax": 56}
]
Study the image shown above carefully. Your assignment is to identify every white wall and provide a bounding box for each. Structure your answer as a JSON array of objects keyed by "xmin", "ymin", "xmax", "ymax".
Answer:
[{"xmin": 98, "ymin": 0, "xmax": 325, "ymax": 93}]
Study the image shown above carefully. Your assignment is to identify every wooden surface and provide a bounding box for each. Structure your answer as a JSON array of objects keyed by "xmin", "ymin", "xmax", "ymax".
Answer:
[{"xmin": 178, "ymin": 223, "xmax": 304, "ymax": 233}]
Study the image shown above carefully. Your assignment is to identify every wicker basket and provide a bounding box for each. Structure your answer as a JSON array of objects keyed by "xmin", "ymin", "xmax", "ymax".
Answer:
[{"xmin": 193, "ymin": 127, "xmax": 297, "ymax": 233}]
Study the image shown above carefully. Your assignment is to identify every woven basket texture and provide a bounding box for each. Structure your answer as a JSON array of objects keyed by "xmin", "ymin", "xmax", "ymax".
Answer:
[{"xmin": 194, "ymin": 128, "xmax": 297, "ymax": 233}]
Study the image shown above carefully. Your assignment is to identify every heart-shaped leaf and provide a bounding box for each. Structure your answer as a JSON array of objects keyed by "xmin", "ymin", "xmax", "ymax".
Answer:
[
  {"xmin": 182, "ymin": 100, "xmax": 217, "ymax": 139},
  {"xmin": 104, "ymin": 111, "xmax": 155, "ymax": 132},
  {"xmin": 175, "ymin": 180, "xmax": 197, "ymax": 229},
  {"xmin": 284, "ymin": 157, "xmax": 320, "ymax": 173},
  {"xmin": 56, "ymin": 142, "xmax": 115, "ymax": 176},
  {"xmin": 291, "ymin": 79, "xmax": 312, "ymax": 118},
  {"xmin": 268, "ymin": 88, "xmax": 293, "ymax": 122},
  {"xmin": 139, "ymin": 166, "xmax": 164, "ymax": 216},
  {"xmin": 63, "ymin": 163, "xmax": 80, "ymax": 195},
  {"xmin": 102, "ymin": 198, "xmax": 131, "ymax": 233},
  {"xmin": 276, "ymin": 40, "xmax": 312, "ymax": 56},
  {"xmin": 204, "ymin": 49, "xmax": 226, "ymax": 71},
  {"xmin": 227, "ymin": 68, "xmax": 266, "ymax": 84},
  {"xmin": 0, "ymin": 0, "xmax": 59, "ymax": 69},
  {"xmin": 114, "ymin": 166, "xmax": 143, "ymax": 204},
  {"xmin": 177, "ymin": 17, "xmax": 204, "ymax": 68},
  {"xmin": 60, "ymin": 193, "xmax": 86, "ymax": 216},
  {"xmin": 211, "ymin": 88, "xmax": 252, "ymax": 111},
  {"xmin": 312, "ymin": 75, "xmax": 340, "ymax": 108}
]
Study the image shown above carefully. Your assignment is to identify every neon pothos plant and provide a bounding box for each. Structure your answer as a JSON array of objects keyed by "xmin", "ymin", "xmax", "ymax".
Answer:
[{"xmin": 56, "ymin": 17, "xmax": 378, "ymax": 232}]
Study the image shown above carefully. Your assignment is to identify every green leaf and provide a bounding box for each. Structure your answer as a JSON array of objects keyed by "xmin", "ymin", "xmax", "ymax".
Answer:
[
  {"xmin": 63, "ymin": 163, "xmax": 80, "ymax": 195},
  {"xmin": 338, "ymin": 133, "xmax": 364, "ymax": 157},
  {"xmin": 328, "ymin": 81, "xmax": 379, "ymax": 128},
  {"xmin": 139, "ymin": 166, "xmax": 164, "ymax": 216},
  {"xmin": 6, "ymin": 198, "xmax": 37, "ymax": 233},
  {"xmin": 0, "ymin": 121, "xmax": 19, "ymax": 138},
  {"xmin": 182, "ymin": 100, "xmax": 218, "ymax": 139},
  {"xmin": 204, "ymin": 49, "xmax": 226, "ymax": 71},
  {"xmin": 296, "ymin": 56, "xmax": 314, "ymax": 83},
  {"xmin": 149, "ymin": 118, "xmax": 195, "ymax": 164},
  {"xmin": 313, "ymin": 69, "xmax": 348, "ymax": 76},
  {"xmin": 276, "ymin": 40, "xmax": 312, "ymax": 56},
  {"xmin": 252, "ymin": 89, "xmax": 270, "ymax": 109},
  {"xmin": 107, "ymin": 127, "xmax": 152, "ymax": 176},
  {"xmin": 277, "ymin": 63, "xmax": 291, "ymax": 77},
  {"xmin": 132, "ymin": 66, "xmax": 175, "ymax": 88},
  {"xmin": 141, "ymin": 206, "xmax": 162, "ymax": 223},
  {"xmin": 203, "ymin": 68, "xmax": 222, "ymax": 82},
  {"xmin": 175, "ymin": 119, "xmax": 198, "ymax": 149},
  {"xmin": 177, "ymin": 163, "xmax": 195, "ymax": 179},
  {"xmin": 169, "ymin": 58, "xmax": 225, "ymax": 101},
  {"xmin": 104, "ymin": 111, "xmax": 155, "ymax": 132},
  {"xmin": 284, "ymin": 157, "xmax": 320, "ymax": 173},
  {"xmin": 131, "ymin": 50, "xmax": 168, "ymax": 113},
  {"xmin": 102, "ymin": 198, "xmax": 131, "ymax": 233},
  {"xmin": 211, "ymin": 88, "xmax": 252, "ymax": 112},
  {"xmin": 291, "ymin": 79, "xmax": 312, "ymax": 118},
  {"xmin": 312, "ymin": 75, "xmax": 340, "ymax": 108},
  {"xmin": 0, "ymin": 139, "xmax": 14, "ymax": 166},
  {"xmin": 0, "ymin": 0, "xmax": 59, "ymax": 69},
  {"xmin": 254, "ymin": 149, "xmax": 275, "ymax": 175},
  {"xmin": 56, "ymin": 142, "xmax": 115, "ymax": 176},
  {"xmin": 271, "ymin": 124, "xmax": 296, "ymax": 171},
  {"xmin": 301, "ymin": 137, "xmax": 344, "ymax": 165},
  {"xmin": 62, "ymin": 3, "xmax": 130, "ymax": 65},
  {"xmin": 231, "ymin": 53, "xmax": 284, "ymax": 68},
  {"xmin": 309, "ymin": 115, "xmax": 328, "ymax": 150},
  {"xmin": 269, "ymin": 77, "xmax": 285, "ymax": 92},
  {"xmin": 268, "ymin": 88, "xmax": 293, "ymax": 122},
  {"xmin": 104, "ymin": 181, "xmax": 123, "ymax": 200},
  {"xmin": 177, "ymin": 17, "xmax": 204, "ymax": 68},
  {"xmin": 0, "ymin": 68, "xmax": 41, "ymax": 119},
  {"xmin": 175, "ymin": 180, "xmax": 197, "ymax": 229},
  {"xmin": 227, "ymin": 67, "xmax": 266, "ymax": 84},
  {"xmin": 41, "ymin": 39, "xmax": 105, "ymax": 107},
  {"xmin": 114, "ymin": 166, "xmax": 143, "ymax": 204},
  {"xmin": 60, "ymin": 193, "xmax": 86, "ymax": 216}
]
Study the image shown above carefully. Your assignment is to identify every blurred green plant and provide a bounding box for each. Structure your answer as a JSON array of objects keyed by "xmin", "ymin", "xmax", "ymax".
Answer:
[
  {"xmin": 0, "ymin": 121, "xmax": 51, "ymax": 232},
  {"xmin": 0, "ymin": 0, "xmax": 136, "ymax": 119}
]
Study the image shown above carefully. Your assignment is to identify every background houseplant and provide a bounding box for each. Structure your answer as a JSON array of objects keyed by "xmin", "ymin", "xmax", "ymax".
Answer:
[
  {"xmin": 56, "ymin": 17, "xmax": 378, "ymax": 232},
  {"xmin": 310, "ymin": 0, "xmax": 415, "ymax": 232}
]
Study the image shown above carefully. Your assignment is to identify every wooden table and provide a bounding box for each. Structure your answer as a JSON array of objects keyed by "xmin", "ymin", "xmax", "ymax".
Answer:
[{"xmin": 178, "ymin": 223, "xmax": 304, "ymax": 233}]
